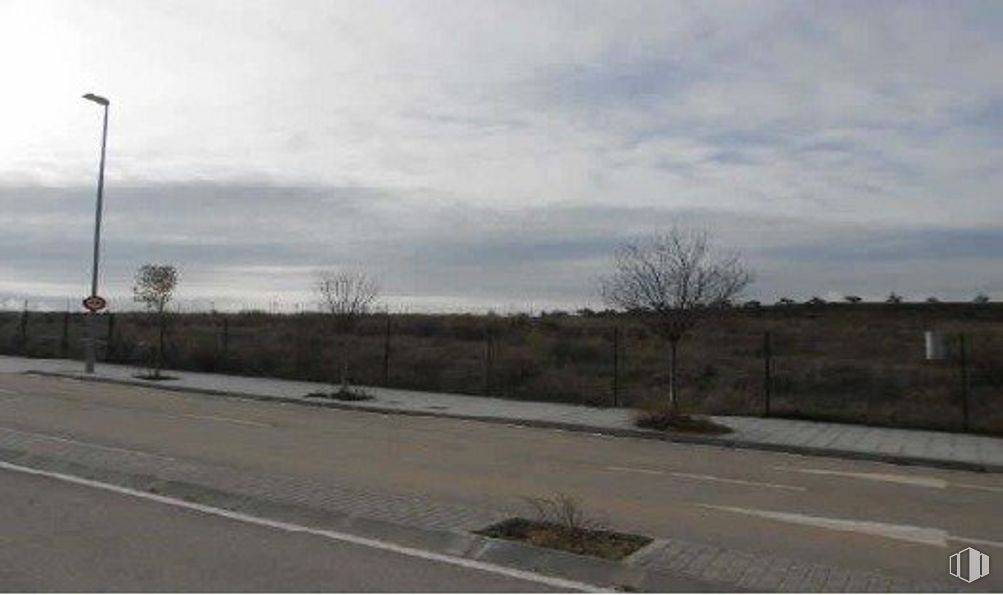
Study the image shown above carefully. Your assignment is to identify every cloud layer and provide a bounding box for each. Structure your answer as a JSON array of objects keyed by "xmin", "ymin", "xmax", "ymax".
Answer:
[{"xmin": 1, "ymin": 1, "xmax": 1000, "ymax": 311}]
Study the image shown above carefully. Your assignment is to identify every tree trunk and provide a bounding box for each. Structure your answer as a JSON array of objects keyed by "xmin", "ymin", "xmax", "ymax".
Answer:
[
  {"xmin": 668, "ymin": 338, "xmax": 678, "ymax": 411},
  {"xmin": 336, "ymin": 332, "xmax": 349, "ymax": 393},
  {"xmin": 329, "ymin": 324, "xmax": 338, "ymax": 390}
]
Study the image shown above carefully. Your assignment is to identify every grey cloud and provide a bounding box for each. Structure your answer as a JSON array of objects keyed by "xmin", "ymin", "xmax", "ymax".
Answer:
[
  {"xmin": 767, "ymin": 228, "xmax": 1003, "ymax": 263},
  {"xmin": 2, "ymin": 182, "xmax": 999, "ymax": 311}
]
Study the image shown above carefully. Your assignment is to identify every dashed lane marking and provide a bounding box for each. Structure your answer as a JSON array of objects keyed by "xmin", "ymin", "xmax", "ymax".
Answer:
[
  {"xmin": 775, "ymin": 466, "xmax": 1003, "ymax": 493},
  {"xmin": 175, "ymin": 413, "xmax": 270, "ymax": 427},
  {"xmin": 698, "ymin": 504, "xmax": 1003, "ymax": 549},
  {"xmin": 0, "ymin": 427, "xmax": 176, "ymax": 461},
  {"xmin": 607, "ymin": 466, "xmax": 663, "ymax": 475},
  {"xmin": 698, "ymin": 504, "xmax": 948, "ymax": 546},
  {"xmin": 606, "ymin": 466, "xmax": 806, "ymax": 491},
  {"xmin": 774, "ymin": 466, "xmax": 947, "ymax": 488}
]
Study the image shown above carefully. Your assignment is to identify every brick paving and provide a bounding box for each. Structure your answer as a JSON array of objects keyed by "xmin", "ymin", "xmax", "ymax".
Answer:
[{"xmin": 3, "ymin": 355, "xmax": 1000, "ymax": 471}]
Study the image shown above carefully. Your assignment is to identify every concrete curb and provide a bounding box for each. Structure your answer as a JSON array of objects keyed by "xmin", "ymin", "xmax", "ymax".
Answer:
[
  {"xmin": 0, "ymin": 444, "xmax": 716, "ymax": 592},
  {"xmin": 26, "ymin": 370, "xmax": 1002, "ymax": 474}
]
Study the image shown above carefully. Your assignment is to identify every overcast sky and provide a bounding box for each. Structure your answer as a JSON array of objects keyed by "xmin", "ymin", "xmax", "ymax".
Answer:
[{"xmin": 2, "ymin": 0, "xmax": 1001, "ymax": 312}]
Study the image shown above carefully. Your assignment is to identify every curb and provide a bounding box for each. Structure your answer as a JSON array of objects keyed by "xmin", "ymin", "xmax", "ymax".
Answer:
[
  {"xmin": 26, "ymin": 370, "xmax": 1001, "ymax": 474},
  {"xmin": 0, "ymin": 444, "xmax": 716, "ymax": 593}
]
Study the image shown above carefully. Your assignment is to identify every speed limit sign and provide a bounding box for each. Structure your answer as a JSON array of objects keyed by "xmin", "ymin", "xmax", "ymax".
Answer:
[{"xmin": 82, "ymin": 295, "xmax": 107, "ymax": 312}]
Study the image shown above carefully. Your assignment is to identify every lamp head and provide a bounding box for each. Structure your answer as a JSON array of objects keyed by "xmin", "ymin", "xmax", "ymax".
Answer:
[{"xmin": 82, "ymin": 93, "xmax": 109, "ymax": 106}]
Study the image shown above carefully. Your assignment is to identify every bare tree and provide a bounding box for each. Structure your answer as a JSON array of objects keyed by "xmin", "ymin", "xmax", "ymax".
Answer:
[
  {"xmin": 599, "ymin": 228, "xmax": 753, "ymax": 409},
  {"xmin": 315, "ymin": 270, "xmax": 380, "ymax": 393},
  {"xmin": 133, "ymin": 264, "xmax": 178, "ymax": 378}
]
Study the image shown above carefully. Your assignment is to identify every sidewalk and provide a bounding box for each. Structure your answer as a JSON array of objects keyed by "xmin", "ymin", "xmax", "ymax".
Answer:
[{"xmin": 3, "ymin": 355, "xmax": 1001, "ymax": 472}]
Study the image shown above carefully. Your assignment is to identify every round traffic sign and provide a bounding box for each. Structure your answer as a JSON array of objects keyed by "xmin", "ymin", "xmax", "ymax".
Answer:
[{"xmin": 82, "ymin": 295, "xmax": 107, "ymax": 312}]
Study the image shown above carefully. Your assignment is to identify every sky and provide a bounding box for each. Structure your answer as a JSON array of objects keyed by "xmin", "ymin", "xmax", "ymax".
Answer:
[{"xmin": 1, "ymin": 0, "xmax": 1001, "ymax": 312}]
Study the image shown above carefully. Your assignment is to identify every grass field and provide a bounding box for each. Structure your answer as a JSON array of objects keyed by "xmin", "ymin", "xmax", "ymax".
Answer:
[{"xmin": 2, "ymin": 303, "xmax": 1000, "ymax": 434}]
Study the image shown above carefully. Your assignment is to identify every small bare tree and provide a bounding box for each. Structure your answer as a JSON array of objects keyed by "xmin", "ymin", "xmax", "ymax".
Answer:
[
  {"xmin": 524, "ymin": 493, "xmax": 601, "ymax": 532},
  {"xmin": 599, "ymin": 228, "xmax": 753, "ymax": 410},
  {"xmin": 133, "ymin": 264, "xmax": 178, "ymax": 378},
  {"xmin": 315, "ymin": 270, "xmax": 379, "ymax": 393}
]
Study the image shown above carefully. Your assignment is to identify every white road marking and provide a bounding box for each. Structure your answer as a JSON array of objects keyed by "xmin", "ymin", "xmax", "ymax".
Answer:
[
  {"xmin": 606, "ymin": 466, "xmax": 805, "ymax": 491},
  {"xmin": 776, "ymin": 466, "xmax": 1003, "ymax": 494},
  {"xmin": 668, "ymin": 471, "xmax": 806, "ymax": 491},
  {"xmin": 952, "ymin": 482, "xmax": 1003, "ymax": 494},
  {"xmin": 699, "ymin": 504, "xmax": 1003, "ymax": 549},
  {"xmin": 175, "ymin": 413, "xmax": 270, "ymax": 427},
  {"xmin": 0, "ymin": 460, "xmax": 602, "ymax": 592},
  {"xmin": 607, "ymin": 466, "xmax": 663, "ymax": 475},
  {"xmin": 699, "ymin": 504, "xmax": 948, "ymax": 546},
  {"xmin": 774, "ymin": 466, "xmax": 948, "ymax": 488},
  {"xmin": 0, "ymin": 427, "xmax": 176, "ymax": 461},
  {"xmin": 957, "ymin": 535, "xmax": 1003, "ymax": 549}
]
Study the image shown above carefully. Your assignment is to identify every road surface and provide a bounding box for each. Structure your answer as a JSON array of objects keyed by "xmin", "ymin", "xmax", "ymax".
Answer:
[
  {"xmin": 0, "ymin": 468, "xmax": 565, "ymax": 592},
  {"xmin": 0, "ymin": 373, "xmax": 999, "ymax": 590}
]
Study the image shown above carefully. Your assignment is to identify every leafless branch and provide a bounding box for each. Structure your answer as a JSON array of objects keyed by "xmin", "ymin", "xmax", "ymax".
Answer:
[
  {"xmin": 599, "ymin": 227, "xmax": 754, "ymax": 335},
  {"xmin": 315, "ymin": 269, "xmax": 380, "ymax": 331}
]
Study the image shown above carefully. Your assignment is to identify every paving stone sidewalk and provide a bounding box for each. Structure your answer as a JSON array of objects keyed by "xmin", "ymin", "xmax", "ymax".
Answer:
[
  {"xmin": 0, "ymin": 425, "xmax": 964, "ymax": 593},
  {"xmin": 3, "ymin": 355, "xmax": 1001, "ymax": 472}
]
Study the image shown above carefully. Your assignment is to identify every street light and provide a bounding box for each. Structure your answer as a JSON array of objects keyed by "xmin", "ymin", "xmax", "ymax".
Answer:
[{"xmin": 82, "ymin": 92, "xmax": 110, "ymax": 373}]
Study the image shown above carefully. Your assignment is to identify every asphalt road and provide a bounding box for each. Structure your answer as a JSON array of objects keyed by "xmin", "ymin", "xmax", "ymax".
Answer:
[
  {"xmin": 0, "ymin": 373, "xmax": 1000, "ymax": 590},
  {"xmin": 0, "ymin": 468, "xmax": 563, "ymax": 592}
]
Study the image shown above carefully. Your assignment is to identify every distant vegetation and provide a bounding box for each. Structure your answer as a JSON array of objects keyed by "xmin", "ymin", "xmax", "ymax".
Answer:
[{"xmin": 2, "ymin": 301, "xmax": 1001, "ymax": 434}]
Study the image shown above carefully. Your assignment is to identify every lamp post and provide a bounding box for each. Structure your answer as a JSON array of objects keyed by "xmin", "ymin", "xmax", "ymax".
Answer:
[{"xmin": 82, "ymin": 92, "xmax": 110, "ymax": 374}]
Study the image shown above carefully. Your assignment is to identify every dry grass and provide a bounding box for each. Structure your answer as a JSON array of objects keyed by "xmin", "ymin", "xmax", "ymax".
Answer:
[
  {"xmin": 305, "ymin": 388, "xmax": 373, "ymax": 401},
  {"xmin": 133, "ymin": 373, "xmax": 178, "ymax": 381},
  {"xmin": 633, "ymin": 401, "xmax": 733, "ymax": 434},
  {"xmin": 2, "ymin": 303, "xmax": 1001, "ymax": 433}
]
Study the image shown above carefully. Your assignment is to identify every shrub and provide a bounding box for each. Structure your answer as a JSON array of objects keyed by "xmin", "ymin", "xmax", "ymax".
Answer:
[{"xmin": 633, "ymin": 400, "xmax": 732, "ymax": 434}]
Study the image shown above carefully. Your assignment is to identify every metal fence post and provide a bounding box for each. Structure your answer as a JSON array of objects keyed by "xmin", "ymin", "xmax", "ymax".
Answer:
[
  {"xmin": 763, "ymin": 330, "xmax": 773, "ymax": 417},
  {"xmin": 61, "ymin": 310, "xmax": 70, "ymax": 357},
  {"xmin": 292, "ymin": 313, "xmax": 303, "ymax": 376},
  {"xmin": 382, "ymin": 314, "xmax": 392, "ymax": 386},
  {"xmin": 105, "ymin": 312, "xmax": 115, "ymax": 360},
  {"xmin": 483, "ymin": 328, "xmax": 494, "ymax": 396},
  {"xmin": 960, "ymin": 333, "xmax": 969, "ymax": 432},
  {"xmin": 221, "ymin": 315, "xmax": 230, "ymax": 358},
  {"xmin": 612, "ymin": 326, "xmax": 620, "ymax": 407},
  {"xmin": 18, "ymin": 300, "xmax": 28, "ymax": 353}
]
